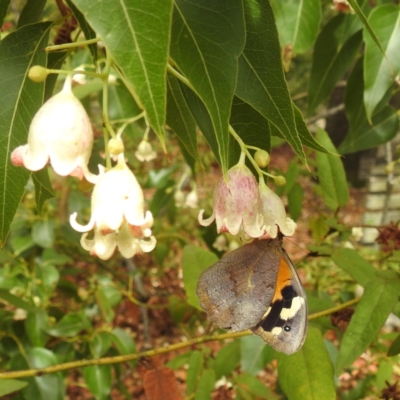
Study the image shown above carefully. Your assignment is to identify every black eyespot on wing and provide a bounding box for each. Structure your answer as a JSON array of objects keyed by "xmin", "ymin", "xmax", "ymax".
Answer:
[{"xmin": 284, "ymin": 325, "xmax": 291, "ymax": 332}]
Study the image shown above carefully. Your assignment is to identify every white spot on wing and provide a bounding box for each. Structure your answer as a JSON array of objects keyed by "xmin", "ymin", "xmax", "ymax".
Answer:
[{"xmin": 280, "ymin": 297, "xmax": 304, "ymax": 320}]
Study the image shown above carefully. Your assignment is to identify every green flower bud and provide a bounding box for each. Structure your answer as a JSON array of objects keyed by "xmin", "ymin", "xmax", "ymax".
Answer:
[
  {"xmin": 274, "ymin": 175, "xmax": 286, "ymax": 186},
  {"xmin": 28, "ymin": 66, "xmax": 49, "ymax": 82},
  {"xmin": 254, "ymin": 149, "xmax": 270, "ymax": 168}
]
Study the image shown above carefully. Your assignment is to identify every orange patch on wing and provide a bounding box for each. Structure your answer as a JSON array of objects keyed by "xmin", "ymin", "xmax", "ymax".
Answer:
[{"xmin": 271, "ymin": 256, "xmax": 293, "ymax": 301}]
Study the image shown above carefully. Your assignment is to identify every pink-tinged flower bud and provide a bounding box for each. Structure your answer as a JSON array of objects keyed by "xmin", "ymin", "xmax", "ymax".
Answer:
[
  {"xmin": 70, "ymin": 159, "xmax": 156, "ymax": 260},
  {"xmin": 198, "ymin": 162, "xmax": 264, "ymax": 238},
  {"xmin": 259, "ymin": 181, "xmax": 296, "ymax": 238},
  {"xmin": 11, "ymin": 76, "xmax": 96, "ymax": 183},
  {"xmin": 135, "ymin": 139, "xmax": 157, "ymax": 162}
]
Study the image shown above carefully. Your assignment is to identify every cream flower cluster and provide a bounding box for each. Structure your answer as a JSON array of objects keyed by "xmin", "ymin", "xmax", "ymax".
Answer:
[
  {"xmin": 11, "ymin": 76, "xmax": 156, "ymax": 260},
  {"xmin": 198, "ymin": 162, "xmax": 296, "ymax": 239}
]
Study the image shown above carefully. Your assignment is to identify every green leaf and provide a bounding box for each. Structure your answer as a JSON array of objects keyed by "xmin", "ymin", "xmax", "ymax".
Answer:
[
  {"xmin": 236, "ymin": 0, "xmax": 306, "ymax": 165},
  {"xmin": 287, "ymin": 182, "xmax": 303, "ymax": 221},
  {"xmin": 0, "ymin": 288, "xmax": 36, "ymax": 312},
  {"xmin": 23, "ymin": 348, "xmax": 64, "ymax": 400},
  {"xmin": 91, "ymin": 332, "xmax": 112, "ymax": 358},
  {"xmin": 229, "ymin": 97, "xmax": 270, "ymax": 167},
  {"xmin": 65, "ymin": 0, "xmax": 98, "ymax": 63},
  {"xmin": 47, "ymin": 312, "xmax": 86, "ymax": 338},
  {"xmin": 71, "ymin": 0, "xmax": 173, "ymax": 141},
  {"xmin": 17, "ymin": 0, "xmax": 47, "ymax": 28},
  {"xmin": 25, "ymin": 309, "xmax": 48, "ymax": 347},
  {"xmin": 182, "ymin": 245, "xmax": 218, "ymax": 309},
  {"xmin": 375, "ymin": 360, "xmax": 393, "ymax": 391},
  {"xmin": 194, "ymin": 369, "xmax": 215, "ymax": 400},
  {"xmin": 388, "ymin": 333, "xmax": 400, "ymax": 356},
  {"xmin": 278, "ymin": 326, "xmax": 336, "ymax": 400},
  {"xmin": 214, "ymin": 340, "xmax": 240, "ymax": 380},
  {"xmin": 0, "ymin": 379, "xmax": 28, "ymax": 397},
  {"xmin": 110, "ymin": 328, "xmax": 136, "ymax": 367},
  {"xmin": 32, "ymin": 220, "xmax": 55, "ymax": 249},
  {"xmin": 186, "ymin": 350, "xmax": 203, "ymax": 396},
  {"xmin": 331, "ymin": 248, "xmax": 376, "ymax": 287},
  {"xmin": 240, "ymin": 335, "xmax": 267, "ymax": 376},
  {"xmin": 363, "ymin": 5, "xmax": 400, "ymax": 120},
  {"xmin": 0, "ymin": 22, "xmax": 51, "ymax": 246},
  {"xmin": 340, "ymin": 57, "xmax": 399, "ymax": 154},
  {"xmin": 271, "ymin": 0, "xmax": 321, "ymax": 54},
  {"xmin": 308, "ymin": 15, "xmax": 362, "ymax": 114},
  {"xmin": 0, "ymin": 0, "xmax": 10, "ymax": 27},
  {"xmin": 236, "ymin": 373, "xmax": 278, "ymax": 399},
  {"xmin": 166, "ymin": 75, "xmax": 198, "ymax": 162},
  {"xmin": 315, "ymin": 129, "xmax": 349, "ymax": 211},
  {"xmin": 83, "ymin": 365, "xmax": 112, "ymax": 400},
  {"xmin": 170, "ymin": 0, "xmax": 245, "ymax": 175},
  {"xmin": 107, "ymin": 80, "xmax": 142, "ymax": 139},
  {"xmin": 336, "ymin": 277, "xmax": 400, "ymax": 371},
  {"xmin": 32, "ymin": 169, "xmax": 55, "ymax": 215}
]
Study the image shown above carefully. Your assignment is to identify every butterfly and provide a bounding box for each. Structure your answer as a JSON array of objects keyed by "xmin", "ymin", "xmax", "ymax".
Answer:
[{"xmin": 196, "ymin": 237, "xmax": 308, "ymax": 354}]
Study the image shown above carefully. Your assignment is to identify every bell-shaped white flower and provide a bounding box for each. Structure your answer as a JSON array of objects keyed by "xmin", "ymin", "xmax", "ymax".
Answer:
[
  {"xmin": 198, "ymin": 158, "xmax": 264, "ymax": 238},
  {"xmin": 70, "ymin": 158, "xmax": 156, "ymax": 259},
  {"xmin": 135, "ymin": 139, "xmax": 157, "ymax": 162},
  {"xmin": 11, "ymin": 76, "xmax": 96, "ymax": 182},
  {"xmin": 259, "ymin": 180, "xmax": 296, "ymax": 238},
  {"xmin": 184, "ymin": 189, "xmax": 198, "ymax": 209}
]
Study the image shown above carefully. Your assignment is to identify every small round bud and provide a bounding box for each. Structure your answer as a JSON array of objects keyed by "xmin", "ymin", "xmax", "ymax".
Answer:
[
  {"xmin": 254, "ymin": 149, "xmax": 270, "ymax": 168},
  {"xmin": 108, "ymin": 138, "xmax": 124, "ymax": 156},
  {"xmin": 274, "ymin": 175, "xmax": 286, "ymax": 186},
  {"xmin": 28, "ymin": 66, "xmax": 49, "ymax": 82}
]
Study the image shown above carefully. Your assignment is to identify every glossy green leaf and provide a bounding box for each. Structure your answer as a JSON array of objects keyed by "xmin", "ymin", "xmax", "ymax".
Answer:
[
  {"xmin": 278, "ymin": 326, "xmax": 336, "ymax": 400},
  {"xmin": 17, "ymin": 0, "xmax": 46, "ymax": 28},
  {"xmin": 110, "ymin": 328, "xmax": 136, "ymax": 367},
  {"xmin": 214, "ymin": 339, "xmax": 240, "ymax": 380},
  {"xmin": 186, "ymin": 350, "xmax": 203, "ymax": 395},
  {"xmin": 32, "ymin": 169, "xmax": 55, "ymax": 215},
  {"xmin": 91, "ymin": 332, "xmax": 112, "ymax": 358},
  {"xmin": 0, "ymin": 288, "xmax": 36, "ymax": 311},
  {"xmin": 315, "ymin": 129, "xmax": 349, "ymax": 211},
  {"xmin": 240, "ymin": 335, "xmax": 267, "ymax": 376},
  {"xmin": 236, "ymin": 373, "xmax": 278, "ymax": 399},
  {"xmin": 336, "ymin": 277, "xmax": 400, "ymax": 371},
  {"xmin": 25, "ymin": 309, "xmax": 48, "ymax": 347},
  {"xmin": 236, "ymin": 0, "xmax": 306, "ymax": 165},
  {"xmin": 348, "ymin": 0, "xmax": 386, "ymax": 59},
  {"xmin": 65, "ymin": 0, "xmax": 98, "ymax": 63},
  {"xmin": 0, "ymin": 22, "xmax": 51, "ymax": 246},
  {"xmin": 83, "ymin": 365, "xmax": 112, "ymax": 400},
  {"xmin": 32, "ymin": 220, "xmax": 55, "ymax": 248},
  {"xmin": 71, "ymin": 0, "xmax": 173, "ymax": 140},
  {"xmin": 47, "ymin": 312, "xmax": 86, "ymax": 337},
  {"xmin": 166, "ymin": 75, "xmax": 198, "ymax": 162},
  {"xmin": 0, "ymin": 379, "xmax": 28, "ymax": 396},
  {"xmin": 363, "ymin": 5, "xmax": 400, "ymax": 120},
  {"xmin": 22, "ymin": 348, "xmax": 64, "ymax": 400},
  {"xmin": 271, "ymin": 0, "xmax": 321, "ymax": 54},
  {"xmin": 388, "ymin": 333, "xmax": 400, "ymax": 356},
  {"xmin": 179, "ymin": 84, "xmax": 220, "ymax": 165},
  {"xmin": 182, "ymin": 245, "xmax": 218, "ymax": 309},
  {"xmin": 331, "ymin": 248, "xmax": 376, "ymax": 286},
  {"xmin": 308, "ymin": 15, "xmax": 362, "ymax": 114},
  {"xmin": 0, "ymin": 0, "xmax": 10, "ymax": 26},
  {"xmin": 194, "ymin": 369, "xmax": 215, "ymax": 400},
  {"xmin": 340, "ymin": 57, "xmax": 399, "ymax": 154},
  {"xmin": 229, "ymin": 97, "xmax": 269, "ymax": 167},
  {"xmin": 170, "ymin": 0, "xmax": 245, "ymax": 175}
]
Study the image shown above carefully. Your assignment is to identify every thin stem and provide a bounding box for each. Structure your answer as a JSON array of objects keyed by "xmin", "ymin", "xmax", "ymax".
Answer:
[
  {"xmin": 166, "ymin": 62, "xmax": 194, "ymax": 91},
  {"xmin": 44, "ymin": 38, "xmax": 101, "ymax": 52},
  {"xmin": 0, "ymin": 299, "xmax": 359, "ymax": 379}
]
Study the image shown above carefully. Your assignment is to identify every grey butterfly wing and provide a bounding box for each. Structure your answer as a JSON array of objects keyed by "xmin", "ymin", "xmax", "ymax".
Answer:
[{"xmin": 196, "ymin": 240, "xmax": 280, "ymax": 332}]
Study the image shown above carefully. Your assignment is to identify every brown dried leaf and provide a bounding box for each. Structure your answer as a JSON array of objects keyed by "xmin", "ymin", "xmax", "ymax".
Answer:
[{"xmin": 143, "ymin": 366, "xmax": 183, "ymax": 400}]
